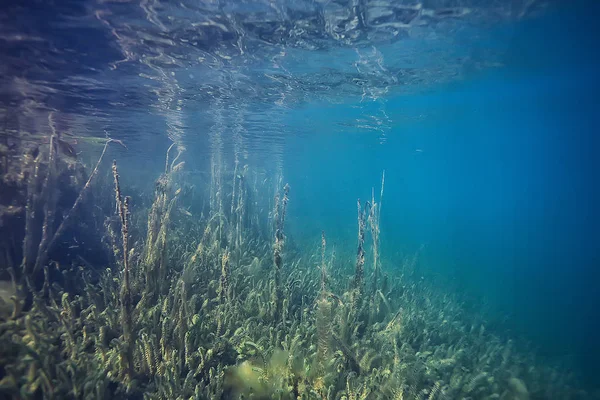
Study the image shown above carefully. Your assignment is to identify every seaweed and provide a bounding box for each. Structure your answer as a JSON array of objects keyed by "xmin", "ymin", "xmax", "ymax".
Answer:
[{"xmin": 0, "ymin": 141, "xmax": 594, "ymax": 400}]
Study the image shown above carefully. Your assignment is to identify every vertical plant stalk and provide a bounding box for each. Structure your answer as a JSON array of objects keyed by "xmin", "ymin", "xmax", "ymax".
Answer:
[
  {"xmin": 217, "ymin": 249, "xmax": 230, "ymax": 336},
  {"xmin": 352, "ymin": 199, "xmax": 368, "ymax": 313},
  {"xmin": 35, "ymin": 138, "xmax": 115, "ymax": 275},
  {"xmin": 315, "ymin": 231, "xmax": 332, "ymax": 375},
  {"xmin": 320, "ymin": 231, "xmax": 327, "ymax": 293},
  {"xmin": 33, "ymin": 135, "xmax": 57, "ymax": 275},
  {"xmin": 235, "ymin": 166, "xmax": 247, "ymax": 251},
  {"xmin": 21, "ymin": 152, "xmax": 42, "ymax": 276},
  {"xmin": 143, "ymin": 179, "xmax": 168, "ymax": 296},
  {"xmin": 230, "ymin": 159, "xmax": 238, "ymax": 223},
  {"xmin": 229, "ymin": 162, "xmax": 246, "ymax": 253},
  {"xmin": 112, "ymin": 160, "xmax": 135, "ymax": 381},
  {"xmin": 369, "ymin": 201, "xmax": 379, "ymax": 295},
  {"xmin": 143, "ymin": 145, "xmax": 181, "ymax": 298},
  {"xmin": 177, "ymin": 278, "xmax": 188, "ymax": 371},
  {"xmin": 272, "ymin": 183, "xmax": 289, "ymax": 321},
  {"xmin": 164, "ymin": 142, "xmax": 176, "ymax": 174},
  {"xmin": 315, "ymin": 295, "xmax": 332, "ymax": 374},
  {"xmin": 21, "ymin": 143, "xmax": 47, "ymax": 276},
  {"xmin": 369, "ymin": 170, "xmax": 384, "ymax": 295},
  {"xmin": 219, "ymin": 248, "xmax": 231, "ymax": 304},
  {"xmin": 379, "ymin": 170, "xmax": 385, "ymax": 221},
  {"xmin": 209, "ymin": 147, "xmax": 224, "ymax": 243}
]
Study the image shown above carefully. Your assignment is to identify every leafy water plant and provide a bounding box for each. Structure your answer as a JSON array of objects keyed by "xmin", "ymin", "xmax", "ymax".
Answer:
[{"xmin": 0, "ymin": 142, "xmax": 594, "ymax": 400}]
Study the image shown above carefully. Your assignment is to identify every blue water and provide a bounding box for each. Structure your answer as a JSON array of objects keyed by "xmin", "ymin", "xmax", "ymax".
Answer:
[
  {"xmin": 285, "ymin": 2, "xmax": 600, "ymax": 385},
  {"xmin": 1, "ymin": 0, "xmax": 599, "ymax": 393}
]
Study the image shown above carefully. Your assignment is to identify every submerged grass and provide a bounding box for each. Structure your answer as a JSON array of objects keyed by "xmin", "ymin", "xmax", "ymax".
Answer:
[{"xmin": 0, "ymin": 139, "xmax": 595, "ymax": 400}]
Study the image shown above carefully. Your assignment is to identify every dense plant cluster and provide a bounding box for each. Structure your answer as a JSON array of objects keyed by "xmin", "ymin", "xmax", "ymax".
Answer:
[{"xmin": 0, "ymin": 137, "xmax": 593, "ymax": 399}]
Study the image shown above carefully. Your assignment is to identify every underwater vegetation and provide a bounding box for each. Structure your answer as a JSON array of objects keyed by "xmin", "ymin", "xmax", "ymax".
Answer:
[{"xmin": 0, "ymin": 134, "xmax": 595, "ymax": 400}]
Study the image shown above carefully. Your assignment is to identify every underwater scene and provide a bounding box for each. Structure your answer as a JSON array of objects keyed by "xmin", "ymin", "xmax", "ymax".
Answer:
[{"xmin": 0, "ymin": 0, "xmax": 599, "ymax": 399}]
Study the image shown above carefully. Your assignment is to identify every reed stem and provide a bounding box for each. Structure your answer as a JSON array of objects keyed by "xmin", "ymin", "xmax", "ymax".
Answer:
[{"xmin": 112, "ymin": 160, "xmax": 134, "ymax": 381}]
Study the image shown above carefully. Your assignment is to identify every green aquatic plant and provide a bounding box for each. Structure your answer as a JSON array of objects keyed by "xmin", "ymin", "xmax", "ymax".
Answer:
[
  {"xmin": 0, "ymin": 142, "xmax": 594, "ymax": 400},
  {"xmin": 271, "ymin": 183, "xmax": 289, "ymax": 323},
  {"xmin": 11, "ymin": 136, "xmax": 117, "ymax": 288},
  {"xmin": 111, "ymin": 159, "xmax": 135, "ymax": 383},
  {"xmin": 368, "ymin": 170, "xmax": 384, "ymax": 295},
  {"xmin": 142, "ymin": 143, "xmax": 184, "ymax": 300}
]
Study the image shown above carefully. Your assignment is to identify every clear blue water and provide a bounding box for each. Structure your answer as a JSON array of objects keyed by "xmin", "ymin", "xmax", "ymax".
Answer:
[
  {"xmin": 1, "ymin": 0, "xmax": 599, "ymax": 395},
  {"xmin": 287, "ymin": 4, "xmax": 600, "ymax": 386}
]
